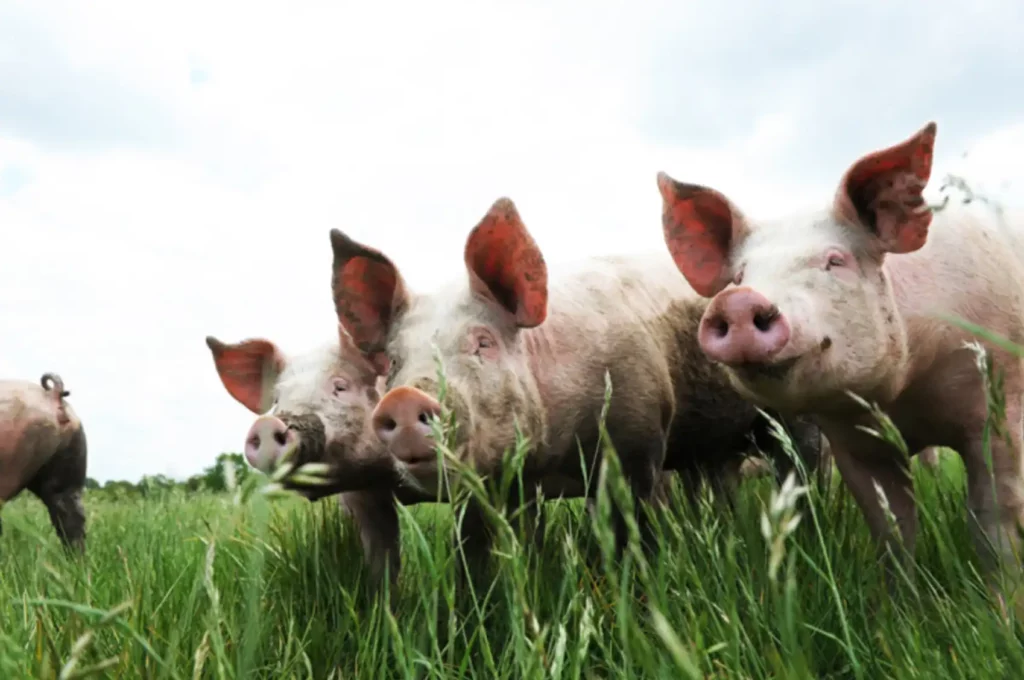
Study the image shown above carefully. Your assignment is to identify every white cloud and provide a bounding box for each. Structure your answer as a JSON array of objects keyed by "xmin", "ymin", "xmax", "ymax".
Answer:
[{"xmin": 1, "ymin": 1, "xmax": 1022, "ymax": 482}]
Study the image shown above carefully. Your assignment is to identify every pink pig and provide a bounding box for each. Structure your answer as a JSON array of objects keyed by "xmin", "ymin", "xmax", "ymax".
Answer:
[
  {"xmin": 0, "ymin": 373, "xmax": 88, "ymax": 551},
  {"xmin": 657, "ymin": 122, "xmax": 1024, "ymax": 612}
]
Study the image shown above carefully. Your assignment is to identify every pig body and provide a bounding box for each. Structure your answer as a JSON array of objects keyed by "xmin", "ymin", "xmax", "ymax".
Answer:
[
  {"xmin": 332, "ymin": 200, "xmax": 822, "ymax": 562},
  {"xmin": 658, "ymin": 122, "xmax": 1024, "ymax": 611},
  {"xmin": 0, "ymin": 373, "xmax": 87, "ymax": 551}
]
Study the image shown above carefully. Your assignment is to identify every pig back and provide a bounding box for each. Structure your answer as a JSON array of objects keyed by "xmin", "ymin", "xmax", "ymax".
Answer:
[{"xmin": 0, "ymin": 380, "xmax": 79, "ymax": 500}]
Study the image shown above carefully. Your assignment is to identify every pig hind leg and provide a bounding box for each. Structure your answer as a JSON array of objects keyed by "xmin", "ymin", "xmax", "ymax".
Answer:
[
  {"xmin": 26, "ymin": 427, "xmax": 88, "ymax": 552},
  {"xmin": 959, "ymin": 361, "xmax": 1024, "ymax": 616}
]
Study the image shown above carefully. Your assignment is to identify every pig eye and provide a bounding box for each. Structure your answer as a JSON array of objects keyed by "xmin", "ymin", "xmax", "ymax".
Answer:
[
  {"xmin": 332, "ymin": 378, "xmax": 349, "ymax": 394},
  {"xmin": 824, "ymin": 251, "xmax": 847, "ymax": 270}
]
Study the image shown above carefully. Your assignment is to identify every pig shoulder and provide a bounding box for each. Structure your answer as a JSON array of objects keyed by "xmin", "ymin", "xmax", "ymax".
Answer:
[{"xmin": 893, "ymin": 204, "xmax": 1024, "ymax": 358}]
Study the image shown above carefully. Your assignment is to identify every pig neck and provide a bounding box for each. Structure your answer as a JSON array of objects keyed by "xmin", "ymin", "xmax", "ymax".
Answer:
[{"xmin": 515, "ymin": 254, "xmax": 699, "ymax": 454}]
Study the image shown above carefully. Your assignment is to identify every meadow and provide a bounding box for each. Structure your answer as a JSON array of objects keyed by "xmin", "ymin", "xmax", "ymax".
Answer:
[{"xmin": 2, "ymin": 420, "xmax": 1024, "ymax": 679}]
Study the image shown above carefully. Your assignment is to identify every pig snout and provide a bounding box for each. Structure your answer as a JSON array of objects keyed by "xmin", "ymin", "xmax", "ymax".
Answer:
[
  {"xmin": 372, "ymin": 386, "xmax": 443, "ymax": 465},
  {"xmin": 699, "ymin": 288, "xmax": 791, "ymax": 366},
  {"xmin": 245, "ymin": 415, "xmax": 298, "ymax": 472}
]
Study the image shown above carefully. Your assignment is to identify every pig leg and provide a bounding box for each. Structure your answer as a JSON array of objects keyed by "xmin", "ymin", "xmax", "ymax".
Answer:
[
  {"xmin": 338, "ymin": 490, "xmax": 401, "ymax": 592},
  {"xmin": 827, "ymin": 426, "xmax": 917, "ymax": 588},
  {"xmin": 40, "ymin": 490, "xmax": 86, "ymax": 552},
  {"xmin": 26, "ymin": 427, "xmax": 87, "ymax": 553},
  {"xmin": 959, "ymin": 387, "xmax": 1024, "ymax": 615},
  {"xmin": 755, "ymin": 413, "xmax": 824, "ymax": 489}
]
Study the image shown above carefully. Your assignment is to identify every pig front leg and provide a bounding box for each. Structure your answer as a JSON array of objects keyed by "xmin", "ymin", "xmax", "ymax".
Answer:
[
  {"xmin": 826, "ymin": 424, "xmax": 918, "ymax": 586},
  {"xmin": 591, "ymin": 434, "xmax": 664, "ymax": 559},
  {"xmin": 338, "ymin": 489, "xmax": 401, "ymax": 593}
]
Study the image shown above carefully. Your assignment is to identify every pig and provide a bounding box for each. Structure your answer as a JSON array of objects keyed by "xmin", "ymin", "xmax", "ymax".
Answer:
[
  {"xmin": 656, "ymin": 121, "xmax": 1024, "ymax": 613},
  {"xmin": 329, "ymin": 198, "xmax": 824, "ymax": 570},
  {"xmin": 205, "ymin": 329, "xmax": 419, "ymax": 585},
  {"xmin": 0, "ymin": 372, "xmax": 87, "ymax": 551}
]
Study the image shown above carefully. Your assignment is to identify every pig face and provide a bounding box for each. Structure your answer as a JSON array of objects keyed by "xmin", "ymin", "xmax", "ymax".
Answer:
[
  {"xmin": 206, "ymin": 326, "xmax": 394, "ymax": 498},
  {"xmin": 658, "ymin": 122, "xmax": 937, "ymax": 414},
  {"xmin": 329, "ymin": 198, "xmax": 549, "ymax": 492}
]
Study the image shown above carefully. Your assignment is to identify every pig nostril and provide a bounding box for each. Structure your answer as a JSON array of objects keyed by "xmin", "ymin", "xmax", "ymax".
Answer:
[
  {"xmin": 753, "ymin": 307, "xmax": 778, "ymax": 333},
  {"xmin": 381, "ymin": 417, "xmax": 397, "ymax": 432},
  {"xmin": 418, "ymin": 412, "xmax": 430, "ymax": 425},
  {"xmin": 247, "ymin": 434, "xmax": 260, "ymax": 449},
  {"xmin": 273, "ymin": 430, "xmax": 288, "ymax": 447},
  {"xmin": 712, "ymin": 318, "xmax": 729, "ymax": 338}
]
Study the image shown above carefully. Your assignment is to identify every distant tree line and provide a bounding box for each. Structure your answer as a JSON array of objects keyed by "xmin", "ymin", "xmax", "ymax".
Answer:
[{"xmin": 85, "ymin": 453, "xmax": 256, "ymax": 498}]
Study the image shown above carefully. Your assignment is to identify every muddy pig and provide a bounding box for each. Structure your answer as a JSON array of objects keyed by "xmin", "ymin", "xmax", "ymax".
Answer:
[
  {"xmin": 329, "ymin": 198, "xmax": 823, "ymax": 568},
  {"xmin": 0, "ymin": 373, "xmax": 87, "ymax": 551},
  {"xmin": 657, "ymin": 121, "xmax": 1024, "ymax": 613}
]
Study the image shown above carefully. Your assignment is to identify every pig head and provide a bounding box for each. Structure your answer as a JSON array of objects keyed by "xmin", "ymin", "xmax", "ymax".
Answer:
[
  {"xmin": 0, "ymin": 372, "xmax": 87, "ymax": 552},
  {"xmin": 205, "ymin": 326, "xmax": 411, "ymax": 499},
  {"xmin": 658, "ymin": 121, "xmax": 1024, "ymax": 613}
]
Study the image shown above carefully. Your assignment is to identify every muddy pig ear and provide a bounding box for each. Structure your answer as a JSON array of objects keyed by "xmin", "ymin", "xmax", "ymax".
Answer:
[
  {"xmin": 656, "ymin": 172, "xmax": 748, "ymax": 298},
  {"xmin": 463, "ymin": 197, "xmax": 548, "ymax": 329},
  {"xmin": 205, "ymin": 336, "xmax": 284, "ymax": 414},
  {"xmin": 330, "ymin": 229, "xmax": 409, "ymax": 371},
  {"xmin": 833, "ymin": 121, "xmax": 938, "ymax": 255}
]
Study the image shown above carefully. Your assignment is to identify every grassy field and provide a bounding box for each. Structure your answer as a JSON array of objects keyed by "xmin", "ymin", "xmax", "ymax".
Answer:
[{"xmin": 2, "ymin": 440, "xmax": 1023, "ymax": 679}]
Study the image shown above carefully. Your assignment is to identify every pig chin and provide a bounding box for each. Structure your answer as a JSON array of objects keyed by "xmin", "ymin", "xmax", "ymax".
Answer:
[{"xmin": 724, "ymin": 342, "xmax": 831, "ymax": 414}]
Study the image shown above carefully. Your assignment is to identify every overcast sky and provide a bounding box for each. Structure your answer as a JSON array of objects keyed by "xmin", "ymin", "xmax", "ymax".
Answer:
[{"xmin": 2, "ymin": 0, "xmax": 1023, "ymax": 483}]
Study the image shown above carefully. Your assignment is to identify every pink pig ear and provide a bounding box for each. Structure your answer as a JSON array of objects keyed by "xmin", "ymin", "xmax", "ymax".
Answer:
[
  {"xmin": 463, "ymin": 197, "xmax": 548, "ymax": 329},
  {"xmin": 337, "ymin": 322, "xmax": 387, "ymax": 378},
  {"xmin": 330, "ymin": 229, "xmax": 409, "ymax": 373},
  {"xmin": 657, "ymin": 172, "xmax": 746, "ymax": 298},
  {"xmin": 205, "ymin": 336, "xmax": 284, "ymax": 414},
  {"xmin": 834, "ymin": 122, "xmax": 938, "ymax": 255}
]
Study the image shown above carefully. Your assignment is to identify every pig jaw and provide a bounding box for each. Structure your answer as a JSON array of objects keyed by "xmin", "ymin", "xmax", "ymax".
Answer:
[{"xmin": 702, "ymin": 215, "xmax": 911, "ymax": 415}]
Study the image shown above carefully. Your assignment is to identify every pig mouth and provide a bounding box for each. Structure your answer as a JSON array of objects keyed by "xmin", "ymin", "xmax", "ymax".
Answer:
[{"xmin": 731, "ymin": 355, "xmax": 799, "ymax": 382}]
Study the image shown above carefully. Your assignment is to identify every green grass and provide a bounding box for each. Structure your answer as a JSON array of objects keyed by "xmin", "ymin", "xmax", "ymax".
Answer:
[{"xmin": 2, "ymin": 446, "xmax": 1022, "ymax": 679}]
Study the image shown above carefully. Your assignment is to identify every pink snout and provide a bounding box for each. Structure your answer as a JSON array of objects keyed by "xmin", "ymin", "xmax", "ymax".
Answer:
[
  {"xmin": 371, "ymin": 386, "xmax": 443, "ymax": 465},
  {"xmin": 699, "ymin": 287, "xmax": 791, "ymax": 366},
  {"xmin": 244, "ymin": 415, "xmax": 298, "ymax": 472}
]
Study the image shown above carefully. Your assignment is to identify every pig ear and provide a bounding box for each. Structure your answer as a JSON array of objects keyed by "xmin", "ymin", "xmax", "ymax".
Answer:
[
  {"xmin": 833, "ymin": 122, "xmax": 937, "ymax": 255},
  {"xmin": 657, "ymin": 172, "xmax": 746, "ymax": 298},
  {"xmin": 205, "ymin": 336, "xmax": 284, "ymax": 414},
  {"xmin": 337, "ymin": 321, "xmax": 388, "ymax": 377},
  {"xmin": 463, "ymin": 197, "xmax": 548, "ymax": 328},
  {"xmin": 330, "ymin": 229, "xmax": 408, "ymax": 373}
]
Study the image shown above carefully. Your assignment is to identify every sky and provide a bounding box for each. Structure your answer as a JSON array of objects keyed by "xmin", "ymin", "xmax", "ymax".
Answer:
[{"xmin": 2, "ymin": 0, "xmax": 1023, "ymax": 483}]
